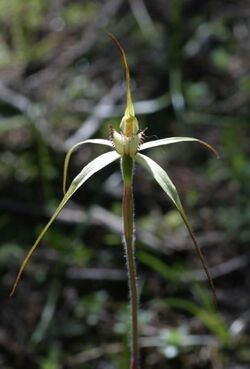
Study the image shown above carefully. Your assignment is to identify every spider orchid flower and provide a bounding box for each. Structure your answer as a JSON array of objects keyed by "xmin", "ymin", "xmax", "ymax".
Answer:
[{"xmin": 10, "ymin": 34, "xmax": 218, "ymax": 369}]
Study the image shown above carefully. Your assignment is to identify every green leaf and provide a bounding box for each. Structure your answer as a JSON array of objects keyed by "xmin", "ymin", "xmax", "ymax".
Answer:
[
  {"xmin": 10, "ymin": 150, "xmax": 119, "ymax": 296},
  {"xmin": 135, "ymin": 153, "xmax": 217, "ymax": 304},
  {"xmin": 165, "ymin": 298, "xmax": 229, "ymax": 345},
  {"xmin": 138, "ymin": 250, "xmax": 184, "ymax": 282},
  {"xmin": 140, "ymin": 137, "xmax": 219, "ymax": 157},
  {"xmin": 0, "ymin": 116, "xmax": 31, "ymax": 133},
  {"xmin": 63, "ymin": 139, "xmax": 113, "ymax": 194}
]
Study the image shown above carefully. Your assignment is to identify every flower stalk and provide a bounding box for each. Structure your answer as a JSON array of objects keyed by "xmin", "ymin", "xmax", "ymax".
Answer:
[{"xmin": 122, "ymin": 155, "xmax": 140, "ymax": 369}]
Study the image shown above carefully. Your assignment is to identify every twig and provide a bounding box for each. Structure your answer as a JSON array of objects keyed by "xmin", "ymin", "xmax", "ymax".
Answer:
[
  {"xmin": 25, "ymin": 0, "xmax": 123, "ymax": 91},
  {"xmin": 0, "ymin": 82, "xmax": 32, "ymax": 112},
  {"xmin": 72, "ymin": 92, "xmax": 170, "ymax": 117},
  {"xmin": 66, "ymin": 266, "xmax": 126, "ymax": 281},
  {"xmin": 0, "ymin": 82, "xmax": 64, "ymax": 151},
  {"xmin": 65, "ymin": 83, "xmax": 123, "ymax": 148},
  {"xmin": 184, "ymin": 254, "xmax": 250, "ymax": 281},
  {"xmin": 129, "ymin": 0, "xmax": 156, "ymax": 37},
  {"xmin": 1, "ymin": 199, "xmax": 228, "ymax": 257},
  {"xmin": 67, "ymin": 343, "xmax": 122, "ymax": 366},
  {"xmin": 66, "ymin": 333, "xmax": 218, "ymax": 366}
]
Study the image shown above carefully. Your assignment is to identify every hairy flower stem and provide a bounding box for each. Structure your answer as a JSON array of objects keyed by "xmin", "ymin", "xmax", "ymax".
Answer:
[{"xmin": 122, "ymin": 155, "xmax": 140, "ymax": 369}]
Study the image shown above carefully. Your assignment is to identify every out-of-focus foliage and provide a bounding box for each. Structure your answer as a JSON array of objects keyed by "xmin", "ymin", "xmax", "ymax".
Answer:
[{"xmin": 0, "ymin": 0, "xmax": 249, "ymax": 368}]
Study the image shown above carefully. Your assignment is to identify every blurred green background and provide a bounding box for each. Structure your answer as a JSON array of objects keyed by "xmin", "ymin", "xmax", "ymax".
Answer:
[{"xmin": 0, "ymin": 1, "xmax": 249, "ymax": 368}]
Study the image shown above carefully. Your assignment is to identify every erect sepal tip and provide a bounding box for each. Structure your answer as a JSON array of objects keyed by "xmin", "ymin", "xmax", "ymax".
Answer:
[{"xmin": 108, "ymin": 33, "xmax": 140, "ymax": 137}]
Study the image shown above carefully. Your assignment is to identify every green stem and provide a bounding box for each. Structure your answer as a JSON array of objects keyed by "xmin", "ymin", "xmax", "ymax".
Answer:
[{"xmin": 121, "ymin": 155, "xmax": 140, "ymax": 369}]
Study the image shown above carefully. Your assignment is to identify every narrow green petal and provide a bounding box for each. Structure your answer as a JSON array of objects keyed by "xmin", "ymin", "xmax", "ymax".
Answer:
[
  {"xmin": 136, "ymin": 153, "xmax": 217, "ymax": 304},
  {"xmin": 10, "ymin": 151, "xmax": 119, "ymax": 296},
  {"xmin": 71, "ymin": 151, "xmax": 119, "ymax": 192},
  {"xmin": 136, "ymin": 153, "xmax": 181, "ymax": 208},
  {"xmin": 140, "ymin": 137, "xmax": 219, "ymax": 157},
  {"xmin": 63, "ymin": 139, "xmax": 113, "ymax": 194}
]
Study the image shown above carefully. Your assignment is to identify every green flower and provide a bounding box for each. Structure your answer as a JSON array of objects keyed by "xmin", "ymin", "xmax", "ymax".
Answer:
[
  {"xmin": 10, "ymin": 32, "xmax": 218, "ymax": 300},
  {"xmin": 11, "ymin": 34, "xmax": 218, "ymax": 369}
]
